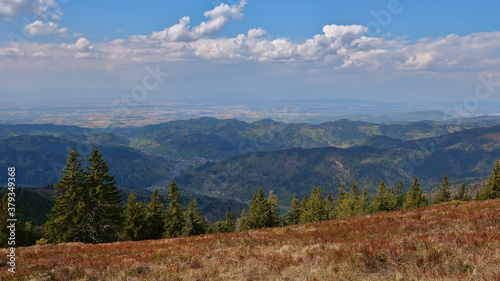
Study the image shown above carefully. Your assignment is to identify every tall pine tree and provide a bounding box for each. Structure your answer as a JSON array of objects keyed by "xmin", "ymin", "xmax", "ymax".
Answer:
[
  {"xmin": 85, "ymin": 146, "xmax": 123, "ymax": 243},
  {"xmin": 287, "ymin": 194, "xmax": 301, "ymax": 226},
  {"xmin": 44, "ymin": 147, "xmax": 88, "ymax": 243},
  {"xmin": 477, "ymin": 159, "xmax": 500, "ymax": 200},
  {"xmin": 182, "ymin": 198, "xmax": 207, "ymax": 237},
  {"xmin": 165, "ymin": 180, "xmax": 184, "ymax": 237},
  {"xmin": 434, "ymin": 173, "xmax": 452, "ymax": 204},
  {"xmin": 403, "ymin": 177, "xmax": 428, "ymax": 209},
  {"xmin": 122, "ymin": 192, "xmax": 147, "ymax": 241},
  {"xmin": 146, "ymin": 189, "xmax": 167, "ymax": 239}
]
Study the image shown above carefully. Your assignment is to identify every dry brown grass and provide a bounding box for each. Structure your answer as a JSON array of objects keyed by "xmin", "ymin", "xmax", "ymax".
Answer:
[{"xmin": 0, "ymin": 199, "xmax": 499, "ymax": 280}]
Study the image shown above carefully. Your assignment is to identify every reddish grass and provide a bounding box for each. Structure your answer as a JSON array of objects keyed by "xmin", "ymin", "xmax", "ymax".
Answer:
[{"xmin": 0, "ymin": 199, "xmax": 499, "ymax": 280}]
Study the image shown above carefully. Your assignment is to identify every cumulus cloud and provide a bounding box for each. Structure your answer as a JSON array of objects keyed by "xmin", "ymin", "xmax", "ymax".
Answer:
[
  {"xmin": 25, "ymin": 20, "xmax": 67, "ymax": 35},
  {"xmin": 1, "ymin": 1, "xmax": 500, "ymax": 74},
  {"xmin": 147, "ymin": 0, "xmax": 247, "ymax": 42},
  {"xmin": 0, "ymin": 0, "xmax": 62, "ymax": 20}
]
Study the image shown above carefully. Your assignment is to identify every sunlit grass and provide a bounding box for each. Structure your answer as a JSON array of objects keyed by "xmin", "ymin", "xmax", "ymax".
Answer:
[{"xmin": 1, "ymin": 199, "xmax": 499, "ymax": 280}]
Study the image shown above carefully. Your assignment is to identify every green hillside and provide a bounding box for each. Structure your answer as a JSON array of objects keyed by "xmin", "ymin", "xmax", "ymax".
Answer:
[{"xmin": 176, "ymin": 125, "xmax": 500, "ymax": 203}]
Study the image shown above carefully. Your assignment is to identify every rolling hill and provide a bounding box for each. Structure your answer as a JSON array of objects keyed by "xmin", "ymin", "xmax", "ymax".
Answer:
[
  {"xmin": 130, "ymin": 117, "xmax": 480, "ymax": 159},
  {"xmin": 175, "ymin": 125, "xmax": 500, "ymax": 203},
  {"xmin": 1, "ymin": 199, "xmax": 498, "ymax": 280},
  {"xmin": 0, "ymin": 135, "xmax": 175, "ymax": 188}
]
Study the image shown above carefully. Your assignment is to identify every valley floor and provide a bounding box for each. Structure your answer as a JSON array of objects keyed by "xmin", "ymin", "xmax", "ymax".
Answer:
[{"xmin": 1, "ymin": 199, "xmax": 499, "ymax": 280}]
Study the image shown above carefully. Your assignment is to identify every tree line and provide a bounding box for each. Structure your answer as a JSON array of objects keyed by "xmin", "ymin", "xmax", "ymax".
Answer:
[{"xmin": 1, "ymin": 147, "xmax": 499, "ymax": 246}]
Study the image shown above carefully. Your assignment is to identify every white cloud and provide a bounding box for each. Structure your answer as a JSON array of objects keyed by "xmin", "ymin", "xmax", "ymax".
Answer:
[
  {"xmin": 24, "ymin": 20, "xmax": 67, "ymax": 35},
  {"xmin": 146, "ymin": 0, "xmax": 247, "ymax": 42},
  {"xmin": 0, "ymin": 0, "xmax": 31, "ymax": 19},
  {"xmin": 1, "ymin": 1, "xmax": 500, "ymax": 75},
  {"xmin": 0, "ymin": 0, "xmax": 62, "ymax": 20}
]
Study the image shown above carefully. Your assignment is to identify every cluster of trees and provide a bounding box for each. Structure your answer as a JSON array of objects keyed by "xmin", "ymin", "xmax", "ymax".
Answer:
[{"xmin": 2, "ymin": 146, "xmax": 499, "ymax": 246}]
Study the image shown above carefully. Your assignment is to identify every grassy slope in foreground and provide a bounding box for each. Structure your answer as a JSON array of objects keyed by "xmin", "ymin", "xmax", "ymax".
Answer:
[{"xmin": 1, "ymin": 200, "xmax": 499, "ymax": 281}]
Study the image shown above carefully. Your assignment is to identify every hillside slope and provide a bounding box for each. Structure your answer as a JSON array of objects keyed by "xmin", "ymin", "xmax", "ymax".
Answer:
[
  {"xmin": 176, "ymin": 125, "xmax": 500, "ymax": 202},
  {"xmin": 1, "ymin": 199, "xmax": 498, "ymax": 280},
  {"xmin": 132, "ymin": 117, "xmax": 478, "ymax": 159}
]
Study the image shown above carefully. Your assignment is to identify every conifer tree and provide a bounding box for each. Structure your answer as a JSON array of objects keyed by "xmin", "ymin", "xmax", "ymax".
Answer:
[
  {"xmin": 182, "ymin": 198, "xmax": 207, "ymax": 237},
  {"xmin": 394, "ymin": 180, "xmax": 405, "ymax": 210},
  {"xmin": 287, "ymin": 194, "xmax": 301, "ymax": 225},
  {"xmin": 44, "ymin": 147, "xmax": 87, "ymax": 243},
  {"xmin": 477, "ymin": 159, "xmax": 500, "ymax": 200},
  {"xmin": 237, "ymin": 209, "xmax": 248, "ymax": 231},
  {"xmin": 371, "ymin": 180, "xmax": 389, "ymax": 213},
  {"xmin": 215, "ymin": 211, "xmax": 237, "ymax": 233},
  {"xmin": 386, "ymin": 186, "xmax": 396, "ymax": 211},
  {"xmin": 165, "ymin": 180, "xmax": 184, "ymax": 237},
  {"xmin": 454, "ymin": 184, "xmax": 472, "ymax": 201},
  {"xmin": 434, "ymin": 173, "xmax": 452, "ymax": 204},
  {"xmin": 145, "ymin": 189, "xmax": 167, "ymax": 239},
  {"xmin": 403, "ymin": 177, "xmax": 428, "ymax": 209},
  {"xmin": 85, "ymin": 146, "xmax": 123, "ymax": 243},
  {"xmin": 264, "ymin": 190, "xmax": 282, "ymax": 228},
  {"xmin": 335, "ymin": 184, "xmax": 350, "ymax": 219},
  {"xmin": 358, "ymin": 186, "xmax": 370, "ymax": 215},
  {"xmin": 300, "ymin": 186, "xmax": 328, "ymax": 224},
  {"xmin": 122, "ymin": 192, "xmax": 147, "ymax": 241},
  {"xmin": 325, "ymin": 194, "xmax": 335, "ymax": 220}
]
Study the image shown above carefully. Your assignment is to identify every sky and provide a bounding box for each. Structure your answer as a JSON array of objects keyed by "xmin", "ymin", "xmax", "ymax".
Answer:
[{"xmin": 1, "ymin": 0, "xmax": 500, "ymax": 109}]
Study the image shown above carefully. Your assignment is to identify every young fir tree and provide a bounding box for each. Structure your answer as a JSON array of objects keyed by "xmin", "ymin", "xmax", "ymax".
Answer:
[
  {"xmin": 358, "ymin": 186, "xmax": 370, "ymax": 215},
  {"xmin": 122, "ymin": 192, "xmax": 147, "ymax": 241},
  {"xmin": 434, "ymin": 173, "xmax": 452, "ymax": 204},
  {"xmin": 214, "ymin": 211, "xmax": 236, "ymax": 233},
  {"xmin": 371, "ymin": 180, "xmax": 389, "ymax": 213},
  {"xmin": 287, "ymin": 194, "xmax": 301, "ymax": 226},
  {"xmin": 347, "ymin": 180, "xmax": 360, "ymax": 216},
  {"xmin": 325, "ymin": 194, "xmax": 335, "ymax": 220},
  {"xmin": 264, "ymin": 190, "xmax": 282, "ymax": 228},
  {"xmin": 386, "ymin": 186, "xmax": 396, "ymax": 211},
  {"xmin": 477, "ymin": 159, "xmax": 500, "ymax": 200},
  {"xmin": 300, "ymin": 186, "xmax": 328, "ymax": 224},
  {"xmin": 335, "ymin": 184, "xmax": 350, "ymax": 219},
  {"xmin": 85, "ymin": 146, "xmax": 123, "ymax": 243},
  {"xmin": 146, "ymin": 189, "xmax": 167, "ymax": 240},
  {"xmin": 240, "ymin": 188, "xmax": 266, "ymax": 230},
  {"xmin": 402, "ymin": 177, "xmax": 428, "ymax": 209},
  {"xmin": 182, "ymin": 198, "xmax": 207, "ymax": 237},
  {"xmin": 394, "ymin": 180, "xmax": 405, "ymax": 211},
  {"xmin": 44, "ymin": 147, "xmax": 88, "ymax": 243},
  {"xmin": 165, "ymin": 180, "xmax": 184, "ymax": 237},
  {"xmin": 454, "ymin": 183, "xmax": 472, "ymax": 201}
]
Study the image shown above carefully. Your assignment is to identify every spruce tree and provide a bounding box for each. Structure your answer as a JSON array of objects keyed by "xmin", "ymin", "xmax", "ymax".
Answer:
[
  {"xmin": 85, "ymin": 146, "xmax": 123, "ymax": 243},
  {"xmin": 122, "ymin": 192, "xmax": 147, "ymax": 241},
  {"xmin": 358, "ymin": 186, "xmax": 370, "ymax": 215},
  {"xmin": 335, "ymin": 184, "xmax": 350, "ymax": 219},
  {"xmin": 165, "ymin": 180, "xmax": 184, "ymax": 237},
  {"xmin": 393, "ymin": 181, "xmax": 405, "ymax": 211},
  {"xmin": 264, "ymin": 190, "xmax": 282, "ymax": 228},
  {"xmin": 371, "ymin": 180, "xmax": 389, "ymax": 213},
  {"xmin": 300, "ymin": 186, "xmax": 328, "ymax": 224},
  {"xmin": 44, "ymin": 147, "xmax": 87, "ymax": 243},
  {"xmin": 287, "ymin": 194, "xmax": 301, "ymax": 226},
  {"xmin": 434, "ymin": 173, "xmax": 452, "ymax": 204},
  {"xmin": 403, "ymin": 177, "xmax": 428, "ymax": 209},
  {"xmin": 224, "ymin": 211, "xmax": 236, "ymax": 232},
  {"xmin": 145, "ymin": 189, "xmax": 166, "ymax": 240},
  {"xmin": 454, "ymin": 184, "xmax": 472, "ymax": 201},
  {"xmin": 182, "ymin": 198, "xmax": 207, "ymax": 237},
  {"xmin": 478, "ymin": 159, "xmax": 500, "ymax": 200}
]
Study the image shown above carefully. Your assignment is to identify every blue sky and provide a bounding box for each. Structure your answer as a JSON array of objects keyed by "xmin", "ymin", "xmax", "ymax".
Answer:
[{"xmin": 1, "ymin": 0, "xmax": 500, "ymax": 108}]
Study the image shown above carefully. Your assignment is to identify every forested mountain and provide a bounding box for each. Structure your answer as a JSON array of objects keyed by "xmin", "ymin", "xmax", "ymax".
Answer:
[
  {"xmin": 0, "ymin": 124, "xmax": 87, "ymax": 140},
  {"xmin": 176, "ymin": 125, "xmax": 500, "ymax": 203},
  {"xmin": 0, "ymin": 135, "xmax": 175, "ymax": 188},
  {"xmin": 131, "ymin": 117, "xmax": 479, "ymax": 159}
]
